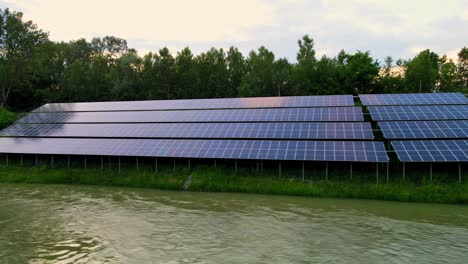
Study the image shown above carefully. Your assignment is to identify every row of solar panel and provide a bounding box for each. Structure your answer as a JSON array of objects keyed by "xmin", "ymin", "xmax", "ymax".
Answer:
[
  {"xmin": 367, "ymin": 105, "xmax": 468, "ymax": 121},
  {"xmin": 0, "ymin": 138, "xmax": 389, "ymax": 162},
  {"xmin": 33, "ymin": 95, "xmax": 355, "ymax": 112},
  {"xmin": 392, "ymin": 140, "xmax": 468, "ymax": 162},
  {"xmin": 0, "ymin": 122, "xmax": 374, "ymax": 140},
  {"xmin": 360, "ymin": 92, "xmax": 467, "ymax": 106},
  {"xmin": 31, "ymin": 93, "xmax": 468, "ymax": 113},
  {"xmin": 16, "ymin": 107, "xmax": 365, "ymax": 123},
  {"xmin": 379, "ymin": 120, "xmax": 468, "ymax": 139}
]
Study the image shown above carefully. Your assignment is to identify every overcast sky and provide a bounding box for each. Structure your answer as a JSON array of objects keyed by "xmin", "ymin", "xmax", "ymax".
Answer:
[{"xmin": 1, "ymin": 0, "xmax": 467, "ymax": 63}]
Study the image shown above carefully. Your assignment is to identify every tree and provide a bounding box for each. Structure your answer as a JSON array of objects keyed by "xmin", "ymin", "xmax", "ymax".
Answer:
[
  {"xmin": 226, "ymin": 47, "xmax": 244, "ymax": 98},
  {"xmin": 239, "ymin": 46, "xmax": 275, "ymax": 97},
  {"xmin": 337, "ymin": 51, "xmax": 380, "ymax": 94},
  {"xmin": 457, "ymin": 47, "xmax": 468, "ymax": 90},
  {"xmin": 0, "ymin": 8, "xmax": 48, "ymax": 108},
  {"xmin": 292, "ymin": 35, "xmax": 317, "ymax": 95},
  {"xmin": 194, "ymin": 48, "xmax": 228, "ymax": 98},
  {"xmin": 437, "ymin": 55, "xmax": 457, "ymax": 92},
  {"xmin": 405, "ymin": 49, "xmax": 439, "ymax": 93},
  {"xmin": 376, "ymin": 56, "xmax": 405, "ymax": 93},
  {"xmin": 91, "ymin": 36, "xmax": 128, "ymax": 62},
  {"xmin": 174, "ymin": 47, "xmax": 196, "ymax": 98}
]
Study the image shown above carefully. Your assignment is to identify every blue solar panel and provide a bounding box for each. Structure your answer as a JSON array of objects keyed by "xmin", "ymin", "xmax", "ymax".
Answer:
[
  {"xmin": 33, "ymin": 95, "xmax": 355, "ymax": 112},
  {"xmin": 0, "ymin": 122, "xmax": 374, "ymax": 140},
  {"xmin": 16, "ymin": 107, "xmax": 364, "ymax": 123},
  {"xmin": 379, "ymin": 121, "xmax": 468, "ymax": 139},
  {"xmin": 367, "ymin": 105, "xmax": 468, "ymax": 121},
  {"xmin": 360, "ymin": 93, "xmax": 468, "ymax": 106},
  {"xmin": 392, "ymin": 140, "xmax": 468, "ymax": 162},
  {"xmin": 0, "ymin": 138, "xmax": 389, "ymax": 162}
]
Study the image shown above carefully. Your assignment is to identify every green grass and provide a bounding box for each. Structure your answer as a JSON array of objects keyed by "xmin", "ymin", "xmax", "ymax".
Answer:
[
  {"xmin": 0, "ymin": 164, "xmax": 467, "ymax": 204},
  {"xmin": 0, "ymin": 108, "xmax": 18, "ymax": 128}
]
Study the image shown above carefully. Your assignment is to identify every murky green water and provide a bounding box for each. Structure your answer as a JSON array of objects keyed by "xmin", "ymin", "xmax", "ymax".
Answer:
[{"xmin": 1, "ymin": 184, "xmax": 468, "ymax": 263}]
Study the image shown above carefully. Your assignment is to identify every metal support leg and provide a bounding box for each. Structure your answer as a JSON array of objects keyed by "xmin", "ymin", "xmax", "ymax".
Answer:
[
  {"xmin": 376, "ymin": 163, "xmax": 379, "ymax": 184},
  {"xmin": 257, "ymin": 160, "xmax": 259, "ymax": 173},
  {"xmin": 430, "ymin": 163, "xmax": 432, "ymax": 182},
  {"xmin": 136, "ymin": 157, "xmax": 139, "ymax": 171},
  {"xmin": 386, "ymin": 162, "xmax": 389, "ymax": 184},
  {"xmin": 279, "ymin": 161, "xmax": 282, "ymax": 178},
  {"xmin": 214, "ymin": 159, "xmax": 217, "ymax": 168},
  {"xmin": 84, "ymin": 156, "xmax": 87, "ymax": 169},
  {"xmin": 36, "ymin": 155, "xmax": 38, "ymax": 167},
  {"xmin": 155, "ymin": 158, "xmax": 158, "ymax": 173},
  {"xmin": 101, "ymin": 156, "xmax": 104, "ymax": 170},
  {"xmin": 235, "ymin": 160, "xmax": 238, "ymax": 172},
  {"xmin": 118, "ymin": 157, "xmax": 121, "ymax": 174},
  {"xmin": 67, "ymin": 155, "xmax": 70, "ymax": 168},
  {"xmin": 20, "ymin": 154, "xmax": 23, "ymax": 167},
  {"xmin": 51, "ymin": 155, "xmax": 54, "ymax": 168},
  {"xmin": 302, "ymin": 161, "xmax": 305, "ymax": 181},
  {"xmin": 326, "ymin": 162, "xmax": 328, "ymax": 181},
  {"xmin": 403, "ymin": 162, "xmax": 405, "ymax": 181},
  {"xmin": 173, "ymin": 159, "xmax": 176, "ymax": 173},
  {"xmin": 459, "ymin": 163, "xmax": 462, "ymax": 184},
  {"xmin": 260, "ymin": 160, "xmax": 263, "ymax": 177},
  {"xmin": 188, "ymin": 159, "xmax": 191, "ymax": 170},
  {"xmin": 350, "ymin": 163, "xmax": 353, "ymax": 180},
  {"xmin": 6, "ymin": 154, "xmax": 8, "ymax": 166}
]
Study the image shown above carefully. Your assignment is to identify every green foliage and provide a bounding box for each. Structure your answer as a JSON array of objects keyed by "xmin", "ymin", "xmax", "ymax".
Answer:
[
  {"xmin": 405, "ymin": 49, "xmax": 439, "ymax": 92},
  {"xmin": 0, "ymin": 108, "xmax": 17, "ymax": 128}
]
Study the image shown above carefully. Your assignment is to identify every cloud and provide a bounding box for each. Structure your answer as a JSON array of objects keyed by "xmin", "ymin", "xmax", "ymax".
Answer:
[{"xmin": 1, "ymin": 0, "xmax": 467, "ymax": 62}]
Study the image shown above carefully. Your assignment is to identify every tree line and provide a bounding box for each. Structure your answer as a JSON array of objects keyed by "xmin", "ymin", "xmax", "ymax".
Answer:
[{"xmin": 1, "ymin": 8, "xmax": 467, "ymax": 111}]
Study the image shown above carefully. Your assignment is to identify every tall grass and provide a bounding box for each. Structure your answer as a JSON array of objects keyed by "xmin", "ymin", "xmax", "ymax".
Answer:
[{"xmin": 0, "ymin": 164, "xmax": 467, "ymax": 204}]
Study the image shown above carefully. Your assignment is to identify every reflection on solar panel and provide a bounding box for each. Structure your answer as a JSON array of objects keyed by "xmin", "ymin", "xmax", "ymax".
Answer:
[
  {"xmin": 379, "ymin": 121, "xmax": 468, "ymax": 139},
  {"xmin": 0, "ymin": 138, "xmax": 389, "ymax": 162},
  {"xmin": 17, "ymin": 107, "xmax": 364, "ymax": 123},
  {"xmin": 0, "ymin": 122, "xmax": 374, "ymax": 140},
  {"xmin": 33, "ymin": 95, "xmax": 354, "ymax": 112},
  {"xmin": 359, "ymin": 92, "xmax": 468, "ymax": 106},
  {"xmin": 367, "ymin": 105, "xmax": 468, "ymax": 121},
  {"xmin": 392, "ymin": 140, "xmax": 468, "ymax": 162}
]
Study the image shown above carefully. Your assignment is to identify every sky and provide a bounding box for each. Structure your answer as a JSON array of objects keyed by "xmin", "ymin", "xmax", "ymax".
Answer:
[{"xmin": 1, "ymin": 0, "xmax": 467, "ymax": 63}]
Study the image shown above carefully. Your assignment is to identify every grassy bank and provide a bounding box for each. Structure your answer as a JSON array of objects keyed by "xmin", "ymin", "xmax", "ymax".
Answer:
[{"xmin": 0, "ymin": 164, "xmax": 467, "ymax": 204}]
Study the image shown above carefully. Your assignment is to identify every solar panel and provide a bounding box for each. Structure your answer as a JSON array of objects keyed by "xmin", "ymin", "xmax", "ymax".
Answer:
[
  {"xmin": 16, "ymin": 107, "xmax": 364, "ymax": 123},
  {"xmin": 359, "ymin": 92, "xmax": 468, "ymax": 106},
  {"xmin": 367, "ymin": 105, "xmax": 468, "ymax": 121},
  {"xmin": 379, "ymin": 121, "xmax": 468, "ymax": 139},
  {"xmin": 32, "ymin": 95, "xmax": 355, "ymax": 112},
  {"xmin": 0, "ymin": 138, "xmax": 389, "ymax": 162},
  {"xmin": 0, "ymin": 122, "xmax": 374, "ymax": 140},
  {"xmin": 392, "ymin": 140, "xmax": 468, "ymax": 162}
]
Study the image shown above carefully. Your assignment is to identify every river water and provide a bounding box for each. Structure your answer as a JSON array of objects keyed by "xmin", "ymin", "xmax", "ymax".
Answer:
[{"xmin": 1, "ymin": 184, "xmax": 468, "ymax": 263}]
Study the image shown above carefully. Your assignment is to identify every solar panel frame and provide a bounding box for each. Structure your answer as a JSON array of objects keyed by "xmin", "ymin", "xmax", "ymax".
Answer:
[
  {"xmin": 379, "ymin": 121, "xmax": 468, "ymax": 139},
  {"xmin": 359, "ymin": 92, "xmax": 468, "ymax": 106},
  {"xmin": 367, "ymin": 105, "xmax": 468, "ymax": 121},
  {"xmin": 16, "ymin": 107, "xmax": 365, "ymax": 123},
  {"xmin": 32, "ymin": 95, "xmax": 355, "ymax": 112},
  {"xmin": 391, "ymin": 140, "xmax": 468, "ymax": 162},
  {"xmin": 0, "ymin": 138, "xmax": 389, "ymax": 162},
  {"xmin": 0, "ymin": 122, "xmax": 374, "ymax": 140}
]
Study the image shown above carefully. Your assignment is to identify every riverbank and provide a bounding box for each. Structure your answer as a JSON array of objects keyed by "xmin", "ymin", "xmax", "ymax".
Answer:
[{"xmin": 0, "ymin": 165, "xmax": 467, "ymax": 204}]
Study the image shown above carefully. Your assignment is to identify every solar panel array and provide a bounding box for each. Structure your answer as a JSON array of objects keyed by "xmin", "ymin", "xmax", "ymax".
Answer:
[
  {"xmin": 364, "ymin": 93, "xmax": 468, "ymax": 163},
  {"xmin": 0, "ymin": 138, "xmax": 389, "ymax": 162},
  {"xmin": 0, "ymin": 95, "xmax": 389, "ymax": 163},
  {"xmin": 0, "ymin": 122, "xmax": 374, "ymax": 140},
  {"xmin": 360, "ymin": 92, "xmax": 468, "ymax": 106},
  {"xmin": 33, "ymin": 95, "xmax": 355, "ymax": 112}
]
